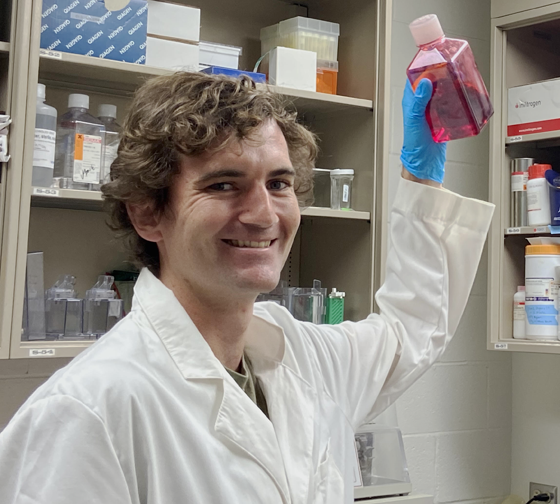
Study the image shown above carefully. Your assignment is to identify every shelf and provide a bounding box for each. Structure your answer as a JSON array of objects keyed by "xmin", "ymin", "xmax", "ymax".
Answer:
[
  {"xmin": 504, "ymin": 225, "xmax": 552, "ymax": 235},
  {"xmin": 38, "ymin": 49, "xmax": 373, "ymax": 114},
  {"xmin": 506, "ymin": 131, "xmax": 560, "ymax": 146},
  {"xmin": 30, "ymin": 188, "xmax": 371, "ymax": 220},
  {"xmin": 0, "ymin": 42, "xmax": 9, "ymax": 54},
  {"xmin": 301, "ymin": 207, "xmax": 370, "ymax": 220},
  {"xmin": 491, "ymin": 338, "xmax": 560, "ymax": 354}
]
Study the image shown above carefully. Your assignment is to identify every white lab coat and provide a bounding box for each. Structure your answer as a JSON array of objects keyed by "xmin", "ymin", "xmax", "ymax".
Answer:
[{"xmin": 0, "ymin": 178, "xmax": 494, "ymax": 504}]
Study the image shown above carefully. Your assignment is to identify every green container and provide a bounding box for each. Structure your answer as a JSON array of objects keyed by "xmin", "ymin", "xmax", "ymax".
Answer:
[{"xmin": 326, "ymin": 288, "xmax": 345, "ymax": 324}]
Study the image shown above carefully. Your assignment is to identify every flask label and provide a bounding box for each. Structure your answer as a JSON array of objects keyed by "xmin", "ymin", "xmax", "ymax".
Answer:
[
  {"xmin": 513, "ymin": 303, "xmax": 525, "ymax": 320},
  {"xmin": 73, "ymin": 133, "xmax": 102, "ymax": 184},
  {"xmin": 525, "ymin": 277, "xmax": 558, "ymax": 325},
  {"xmin": 33, "ymin": 128, "xmax": 56, "ymax": 169},
  {"xmin": 527, "ymin": 189, "xmax": 543, "ymax": 212}
]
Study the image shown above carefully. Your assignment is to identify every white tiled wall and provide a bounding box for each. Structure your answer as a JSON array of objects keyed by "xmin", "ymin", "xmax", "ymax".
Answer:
[{"xmin": 389, "ymin": 1, "xmax": 512, "ymax": 502}]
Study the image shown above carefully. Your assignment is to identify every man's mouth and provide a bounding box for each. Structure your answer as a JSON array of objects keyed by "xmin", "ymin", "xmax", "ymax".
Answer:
[{"xmin": 223, "ymin": 240, "xmax": 274, "ymax": 248}]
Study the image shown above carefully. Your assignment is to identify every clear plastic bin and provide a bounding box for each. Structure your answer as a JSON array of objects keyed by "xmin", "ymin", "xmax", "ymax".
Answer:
[
  {"xmin": 260, "ymin": 17, "xmax": 339, "ymax": 62},
  {"xmin": 330, "ymin": 169, "xmax": 354, "ymax": 210},
  {"xmin": 317, "ymin": 60, "xmax": 338, "ymax": 94},
  {"xmin": 312, "ymin": 168, "xmax": 331, "ymax": 207}
]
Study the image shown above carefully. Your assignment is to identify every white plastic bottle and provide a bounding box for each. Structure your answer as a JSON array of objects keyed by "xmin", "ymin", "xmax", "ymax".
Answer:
[
  {"xmin": 97, "ymin": 104, "xmax": 121, "ymax": 186},
  {"xmin": 513, "ymin": 286, "xmax": 526, "ymax": 339},
  {"xmin": 33, "ymin": 84, "xmax": 57, "ymax": 187},
  {"xmin": 527, "ymin": 163, "xmax": 551, "ymax": 226},
  {"xmin": 53, "ymin": 94, "xmax": 105, "ymax": 190}
]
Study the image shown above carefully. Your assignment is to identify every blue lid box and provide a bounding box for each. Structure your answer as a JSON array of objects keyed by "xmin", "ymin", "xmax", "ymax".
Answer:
[
  {"xmin": 201, "ymin": 66, "xmax": 266, "ymax": 84},
  {"xmin": 40, "ymin": 0, "xmax": 147, "ymax": 64}
]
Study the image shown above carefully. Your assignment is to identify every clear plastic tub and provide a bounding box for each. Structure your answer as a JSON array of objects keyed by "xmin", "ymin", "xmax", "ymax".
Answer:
[
  {"xmin": 330, "ymin": 169, "xmax": 354, "ymax": 210},
  {"xmin": 260, "ymin": 17, "xmax": 339, "ymax": 62},
  {"xmin": 317, "ymin": 60, "xmax": 338, "ymax": 94}
]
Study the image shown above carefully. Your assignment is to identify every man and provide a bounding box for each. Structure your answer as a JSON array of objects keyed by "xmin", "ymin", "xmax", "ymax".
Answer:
[{"xmin": 0, "ymin": 74, "xmax": 493, "ymax": 504}]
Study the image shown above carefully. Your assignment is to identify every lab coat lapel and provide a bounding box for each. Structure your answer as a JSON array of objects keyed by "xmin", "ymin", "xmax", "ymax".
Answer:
[{"xmin": 246, "ymin": 315, "xmax": 316, "ymax": 504}]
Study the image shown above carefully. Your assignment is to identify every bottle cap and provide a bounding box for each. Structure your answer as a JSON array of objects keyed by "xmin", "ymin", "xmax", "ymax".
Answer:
[
  {"xmin": 526, "ymin": 244, "xmax": 560, "ymax": 255},
  {"xmin": 330, "ymin": 169, "xmax": 354, "ymax": 176},
  {"xmin": 68, "ymin": 93, "xmax": 89, "ymax": 109},
  {"xmin": 528, "ymin": 163, "xmax": 551, "ymax": 180},
  {"xmin": 37, "ymin": 83, "xmax": 46, "ymax": 100},
  {"xmin": 409, "ymin": 14, "xmax": 444, "ymax": 47},
  {"xmin": 98, "ymin": 103, "xmax": 117, "ymax": 118}
]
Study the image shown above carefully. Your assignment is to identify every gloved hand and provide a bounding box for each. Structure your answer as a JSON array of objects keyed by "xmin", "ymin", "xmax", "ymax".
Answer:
[{"xmin": 400, "ymin": 79, "xmax": 447, "ymax": 184}]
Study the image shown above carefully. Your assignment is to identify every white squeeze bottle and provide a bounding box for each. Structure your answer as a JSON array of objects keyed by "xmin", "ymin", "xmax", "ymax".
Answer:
[
  {"xmin": 513, "ymin": 286, "xmax": 526, "ymax": 339},
  {"xmin": 97, "ymin": 104, "xmax": 121, "ymax": 185},
  {"xmin": 53, "ymin": 94, "xmax": 105, "ymax": 190},
  {"xmin": 33, "ymin": 84, "xmax": 57, "ymax": 187}
]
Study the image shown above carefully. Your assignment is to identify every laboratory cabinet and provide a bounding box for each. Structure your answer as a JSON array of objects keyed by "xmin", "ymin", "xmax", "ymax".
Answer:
[
  {"xmin": 0, "ymin": 0, "xmax": 393, "ymax": 358},
  {"xmin": 488, "ymin": 1, "xmax": 560, "ymax": 353}
]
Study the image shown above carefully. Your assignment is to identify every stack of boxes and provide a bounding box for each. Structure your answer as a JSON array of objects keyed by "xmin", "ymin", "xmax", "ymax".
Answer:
[{"xmin": 260, "ymin": 17, "xmax": 340, "ymax": 94}]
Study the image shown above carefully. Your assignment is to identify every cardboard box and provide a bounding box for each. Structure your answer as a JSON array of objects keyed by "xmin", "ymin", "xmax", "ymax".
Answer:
[
  {"xmin": 508, "ymin": 78, "xmax": 560, "ymax": 137},
  {"xmin": 147, "ymin": 0, "xmax": 200, "ymax": 42},
  {"xmin": 199, "ymin": 41, "xmax": 242, "ymax": 70},
  {"xmin": 146, "ymin": 35, "xmax": 199, "ymax": 70},
  {"xmin": 269, "ymin": 46, "xmax": 316, "ymax": 92},
  {"xmin": 40, "ymin": 0, "xmax": 147, "ymax": 64}
]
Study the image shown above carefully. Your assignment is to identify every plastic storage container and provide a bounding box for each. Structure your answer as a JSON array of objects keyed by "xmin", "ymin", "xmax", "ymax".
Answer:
[
  {"xmin": 406, "ymin": 14, "xmax": 493, "ymax": 142},
  {"xmin": 83, "ymin": 275, "xmax": 123, "ymax": 338},
  {"xmin": 260, "ymin": 17, "xmax": 340, "ymax": 62},
  {"xmin": 97, "ymin": 104, "xmax": 121, "ymax": 186},
  {"xmin": 317, "ymin": 60, "xmax": 338, "ymax": 94},
  {"xmin": 527, "ymin": 163, "xmax": 551, "ymax": 226},
  {"xmin": 513, "ymin": 286, "xmax": 526, "ymax": 339},
  {"xmin": 33, "ymin": 84, "xmax": 57, "ymax": 187},
  {"xmin": 45, "ymin": 274, "xmax": 84, "ymax": 340},
  {"xmin": 525, "ymin": 244, "xmax": 560, "ymax": 340},
  {"xmin": 312, "ymin": 168, "xmax": 331, "ymax": 207},
  {"xmin": 199, "ymin": 41, "xmax": 242, "ymax": 70},
  {"xmin": 54, "ymin": 94, "xmax": 105, "ymax": 190},
  {"xmin": 330, "ymin": 169, "xmax": 354, "ymax": 210}
]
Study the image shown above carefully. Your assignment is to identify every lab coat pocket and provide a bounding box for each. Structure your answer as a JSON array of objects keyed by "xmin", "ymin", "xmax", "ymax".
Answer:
[{"xmin": 313, "ymin": 440, "xmax": 344, "ymax": 504}]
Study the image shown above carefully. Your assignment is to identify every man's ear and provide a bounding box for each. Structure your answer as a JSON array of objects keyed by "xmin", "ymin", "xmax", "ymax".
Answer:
[{"xmin": 126, "ymin": 203, "xmax": 163, "ymax": 243}]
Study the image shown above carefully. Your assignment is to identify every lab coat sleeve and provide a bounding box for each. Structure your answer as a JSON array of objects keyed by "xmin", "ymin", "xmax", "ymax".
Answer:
[
  {"xmin": 0, "ymin": 394, "xmax": 133, "ymax": 504},
  {"xmin": 298, "ymin": 177, "xmax": 494, "ymax": 429}
]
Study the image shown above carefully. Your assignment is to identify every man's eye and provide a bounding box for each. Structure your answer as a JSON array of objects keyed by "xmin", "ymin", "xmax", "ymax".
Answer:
[
  {"xmin": 268, "ymin": 180, "xmax": 291, "ymax": 190},
  {"xmin": 208, "ymin": 182, "xmax": 234, "ymax": 191}
]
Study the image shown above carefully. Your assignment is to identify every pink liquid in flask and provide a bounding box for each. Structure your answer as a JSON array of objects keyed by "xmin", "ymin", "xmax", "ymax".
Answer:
[{"xmin": 406, "ymin": 14, "xmax": 493, "ymax": 142}]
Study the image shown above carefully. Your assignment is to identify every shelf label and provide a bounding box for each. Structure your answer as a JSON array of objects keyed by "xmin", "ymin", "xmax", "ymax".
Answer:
[
  {"xmin": 39, "ymin": 48, "xmax": 62, "ymax": 59},
  {"xmin": 494, "ymin": 343, "xmax": 508, "ymax": 350},
  {"xmin": 33, "ymin": 187, "xmax": 59, "ymax": 197},
  {"xmin": 506, "ymin": 227, "xmax": 521, "ymax": 234},
  {"xmin": 29, "ymin": 348, "xmax": 56, "ymax": 357},
  {"xmin": 507, "ymin": 135, "xmax": 523, "ymax": 143}
]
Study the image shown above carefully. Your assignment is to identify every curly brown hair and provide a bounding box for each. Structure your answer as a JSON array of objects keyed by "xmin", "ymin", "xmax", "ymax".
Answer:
[{"xmin": 102, "ymin": 72, "xmax": 318, "ymax": 275}]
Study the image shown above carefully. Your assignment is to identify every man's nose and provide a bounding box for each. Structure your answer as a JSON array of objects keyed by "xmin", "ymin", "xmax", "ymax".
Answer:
[{"xmin": 238, "ymin": 185, "xmax": 279, "ymax": 228}]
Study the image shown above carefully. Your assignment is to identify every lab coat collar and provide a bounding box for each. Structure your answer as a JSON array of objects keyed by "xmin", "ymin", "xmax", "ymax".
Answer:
[{"xmin": 132, "ymin": 268, "xmax": 286, "ymax": 377}]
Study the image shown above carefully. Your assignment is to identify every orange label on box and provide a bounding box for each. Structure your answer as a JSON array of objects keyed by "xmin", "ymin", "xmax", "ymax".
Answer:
[{"xmin": 74, "ymin": 133, "xmax": 84, "ymax": 161}]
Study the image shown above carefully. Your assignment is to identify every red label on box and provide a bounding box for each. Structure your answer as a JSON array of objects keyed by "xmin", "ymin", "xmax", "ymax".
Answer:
[{"xmin": 507, "ymin": 118, "xmax": 560, "ymax": 136}]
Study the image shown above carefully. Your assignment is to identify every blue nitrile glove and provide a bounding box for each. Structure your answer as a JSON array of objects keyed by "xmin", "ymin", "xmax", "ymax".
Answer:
[{"xmin": 400, "ymin": 79, "xmax": 447, "ymax": 184}]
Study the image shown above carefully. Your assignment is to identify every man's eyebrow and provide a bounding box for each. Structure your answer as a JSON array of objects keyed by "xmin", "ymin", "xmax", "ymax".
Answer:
[{"xmin": 196, "ymin": 167, "xmax": 296, "ymax": 184}]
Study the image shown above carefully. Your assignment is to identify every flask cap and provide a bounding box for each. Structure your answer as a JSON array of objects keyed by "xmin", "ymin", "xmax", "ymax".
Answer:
[
  {"xmin": 68, "ymin": 93, "xmax": 89, "ymax": 109},
  {"xmin": 37, "ymin": 83, "xmax": 46, "ymax": 100},
  {"xmin": 409, "ymin": 14, "xmax": 444, "ymax": 47},
  {"xmin": 528, "ymin": 163, "xmax": 551, "ymax": 180},
  {"xmin": 98, "ymin": 103, "xmax": 117, "ymax": 118}
]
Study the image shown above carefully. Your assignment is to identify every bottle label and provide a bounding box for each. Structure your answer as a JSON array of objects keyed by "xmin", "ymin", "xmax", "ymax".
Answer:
[
  {"xmin": 513, "ymin": 303, "xmax": 525, "ymax": 320},
  {"xmin": 525, "ymin": 277, "xmax": 558, "ymax": 325},
  {"xmin": 72, "ymin": 134, "xmax": 102, "ymax": 184},
  {"xmin": 33, "ymin": 128, "xmax": 56, "ymax": 169},
  {"xmin": 103, "ymin": 144, "xmax": 118, "ymax": 180},
  {"xmin": 511, "ymin": 172, "xmax": 527, "ymax": 192},
  {"xmin": 527, "ymin": 188, "xmax": 542, "ymax": 212},
  {"xmin": 342, "ymin": 184, "xmax": 349, "ymax": 203}
]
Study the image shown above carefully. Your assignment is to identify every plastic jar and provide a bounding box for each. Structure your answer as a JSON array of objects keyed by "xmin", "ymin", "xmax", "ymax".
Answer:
[
  {"xmin": 330, "ymin": 169, "xmax": 354, "ymax": 210},
  {"xmin": 525, "ymin": 244, "xmax": 560, "ymax": 340},
  {"xmin": 513, "ymin": 286, "xmax": 526, "ymax": 339},
  {"xmin": 527, "ymin": 164, "xmax": 551, "ymax": 226}
]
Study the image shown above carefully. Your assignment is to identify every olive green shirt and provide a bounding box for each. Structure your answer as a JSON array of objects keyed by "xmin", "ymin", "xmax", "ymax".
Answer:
[{"xmin": 225, "ymin": 354, "xmax": 269, "ymax": 418}]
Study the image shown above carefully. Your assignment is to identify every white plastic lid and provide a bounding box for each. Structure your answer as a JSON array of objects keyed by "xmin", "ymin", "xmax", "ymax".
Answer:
[
  {"xmin": 330, "ymin": 169, "xmax": 354, "ymax": 176},
  {"xmin": 37, "ymin": 83, "xmax": 46, "ymax": 100},
  {"xmin": 517, "ymin": 286, "xmax": 525, "ymax": 291},
  {"xmin": 68, "ymin": 93, "xmax": 89, "ymax": 109},
  {"xmin": 98, "ymin": 103, "xmax": 117, "ymax": 118},
  {"xmin": 409, "ymin": 14, "xmax": 444, "ymax": 47}
]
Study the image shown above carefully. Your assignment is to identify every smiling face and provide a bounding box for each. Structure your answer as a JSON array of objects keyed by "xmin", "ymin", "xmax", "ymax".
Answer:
[{"xmin": 154, "ymin": 121, "xmax": 301, "ymax": 305}]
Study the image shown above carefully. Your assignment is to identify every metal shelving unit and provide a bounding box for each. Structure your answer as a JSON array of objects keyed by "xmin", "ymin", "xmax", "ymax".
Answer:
[{"xmin": 489, "ymin": 0, "xmax": 560, "ymax": 354}]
